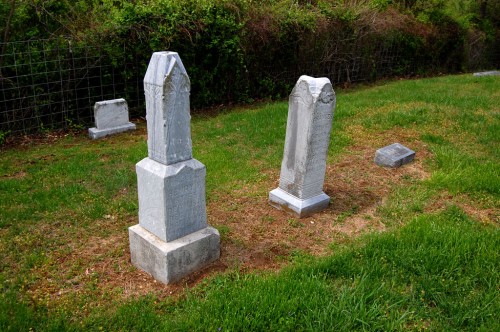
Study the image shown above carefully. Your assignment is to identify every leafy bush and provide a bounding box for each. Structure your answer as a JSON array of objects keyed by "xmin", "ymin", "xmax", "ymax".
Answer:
[{"xmin": 1, "ymin": 0, "xmax": 498, "ymax": 127}]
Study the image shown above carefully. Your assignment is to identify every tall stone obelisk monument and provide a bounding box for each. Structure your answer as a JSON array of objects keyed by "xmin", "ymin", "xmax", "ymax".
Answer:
[{"xmin": 129, "ymin": 52, "xmax": 220, "ymax": 284}]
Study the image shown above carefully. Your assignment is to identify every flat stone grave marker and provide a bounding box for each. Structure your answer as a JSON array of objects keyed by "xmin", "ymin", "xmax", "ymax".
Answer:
[
  {"xmin": 374, "ymin": 143, "xmax": 415, "ymax": 168},
  {"xmin": 128, "ymin": 52, "xmax": 219, "ymax": 284},
  {"xmin": 269, "ymin": 75, "xmax": 336, "ymax": 218},
  {"xmin": 473, "ymin": 71, "xmax": 500, "ymax": 77},
  {"xmin": 88, "ymin": 98, "xmax": 136, "ymax": 139}
]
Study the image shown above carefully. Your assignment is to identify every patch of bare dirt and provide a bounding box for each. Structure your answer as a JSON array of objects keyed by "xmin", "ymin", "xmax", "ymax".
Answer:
[
  {"xmin": 26, "ymin": 124, "xmax": 432, "ymax": 307},
  {"xmin": 331, "ymin": 205, "xmax": 387, "ymax": 237},
  {"xmin": 1, "ymin": 120, "xmax": 147, "ymax": 151},
  {"xmin": 27, "ymin": 124, "xmax": 499, "ymax": 310},
  {"xmin": 1, "ymin": 170, "xmax": 28, "ymax": 179},
  {"xmin": 205, "ymin": 126, "xmax": 432, "ymax": 275},
  {"xmin": 1, "ymin": 130, "xmax": 83, "ymax": 151},
  {"xmin": 425, "ymin": 191, "xmax": 499, "ymax": 226},
  {"xmin": 27, "ymin": 217, "xmax": 185, "ymax": 306}
]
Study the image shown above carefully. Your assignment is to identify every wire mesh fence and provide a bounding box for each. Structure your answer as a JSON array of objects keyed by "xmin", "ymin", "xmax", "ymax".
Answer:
[
  {"xmin": 244, "ymin": 32, "xmax": 429, "ymax": 102},
  {"xmin": 0, "ymin": 36, "xmax": 423, "ymax": 137},
  {"xmin": 0, "ymin": 33, "xmax": 498, "ymax": 137},
  {"xmin": 0, "ymin": 39, "xmax": 144, "ymax": 135},
  {"xmin": 263, "ymin": 38, "xmax": 408, "ymax": 88}
]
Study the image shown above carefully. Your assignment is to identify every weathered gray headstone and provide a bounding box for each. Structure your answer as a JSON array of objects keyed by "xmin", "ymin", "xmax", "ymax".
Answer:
[
  {"xmin": 374, "ymin": 143, "xmax": 415, "ymax": 168},
  {"xmin": 473, "ymin": 70, "xmax": 500, "ymax": 77},
  {"xmin": 269, "ymin": 75, "xmax": 336, "ymax": 218},
  {"xmin": 88, "ymin": 98, "xmax": 136, "ymax": 139},
  {"xmin": 129, "ymin": 52, "xmax": 219, "ymax": 284}
]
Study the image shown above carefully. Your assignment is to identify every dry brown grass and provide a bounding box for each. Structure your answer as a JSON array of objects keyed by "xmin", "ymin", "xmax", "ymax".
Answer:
[{"xmin": 21, "ymin": 122, "xmax": 435, "ymax": 306}]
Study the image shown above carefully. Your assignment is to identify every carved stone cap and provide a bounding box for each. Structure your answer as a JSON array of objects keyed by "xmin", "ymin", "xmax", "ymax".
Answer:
[
  {"xmin": 143, "ymin": 52, "xmax": 193, "ymax": 165},
  {"xmin": 293, "ymin": 75, "xmax": 335, "ymax": 104},
  {"xmin": 144, "ymin": 52, "xmax": 190, "ymax": 88}
]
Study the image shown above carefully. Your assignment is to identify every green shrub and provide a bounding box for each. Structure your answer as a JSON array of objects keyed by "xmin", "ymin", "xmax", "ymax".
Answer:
[{"xmin": 1, "ymin": 0, "xmax": 498, "ymax": 129}]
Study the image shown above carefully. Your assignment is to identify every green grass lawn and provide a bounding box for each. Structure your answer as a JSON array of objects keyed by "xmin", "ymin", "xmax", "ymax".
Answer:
[{"xmin": 0, "ymin": 74, "xmax": 499, "ymax": 330}]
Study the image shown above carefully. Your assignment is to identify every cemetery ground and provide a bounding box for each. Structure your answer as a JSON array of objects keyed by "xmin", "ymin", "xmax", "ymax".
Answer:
[{"xmin": 1, "ymin": 74, "xmax": 499, "ymax": 330}]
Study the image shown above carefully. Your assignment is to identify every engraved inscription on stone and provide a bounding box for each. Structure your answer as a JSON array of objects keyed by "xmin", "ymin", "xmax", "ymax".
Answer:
[
  {"xmin": 144, "ymin": 52, "xmax": 192, "ymax": 165},
  {"xmin": 278, "ymin": 76, "xmax": 335, "ymax": 199},
  {"xmin": 269, "ymin": 75, "xmax": 336, "ymax": 217},
  {"xmin": 136, "ymin": 158, "xmax": 207, "ymax": 243},
  {"xmin": 164, "ymin": 164, "xmax": 207, "ymax": 241},
  {"xmin": 390, "ymin": 145, "xmax": 410, "ymax": 157}
]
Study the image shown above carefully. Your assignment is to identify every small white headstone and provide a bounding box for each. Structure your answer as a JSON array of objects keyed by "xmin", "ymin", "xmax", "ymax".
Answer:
[
  {"xmin": 269, "ymin": 75, "xmax": 336, "ymax": 217},
  {"xmin": 88, "ymin": 98, "xmax": 135, "ymax": 139}
]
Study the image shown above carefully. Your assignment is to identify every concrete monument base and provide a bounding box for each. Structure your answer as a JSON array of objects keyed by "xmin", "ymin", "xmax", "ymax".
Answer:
[
  {"xmin": 88, "ymin": 122, "xmax": 136, "ymax": 139},
  {"xmin": 136, "ymin": 157, "xmax": 207, "ymax": 242},
  {"xmin": 129, "ymin": 224, "xmax": 220, "ymax": 284},
  {"xmin": 269, "ymin": 188, "xmax": 330, "ymax": 218}
]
